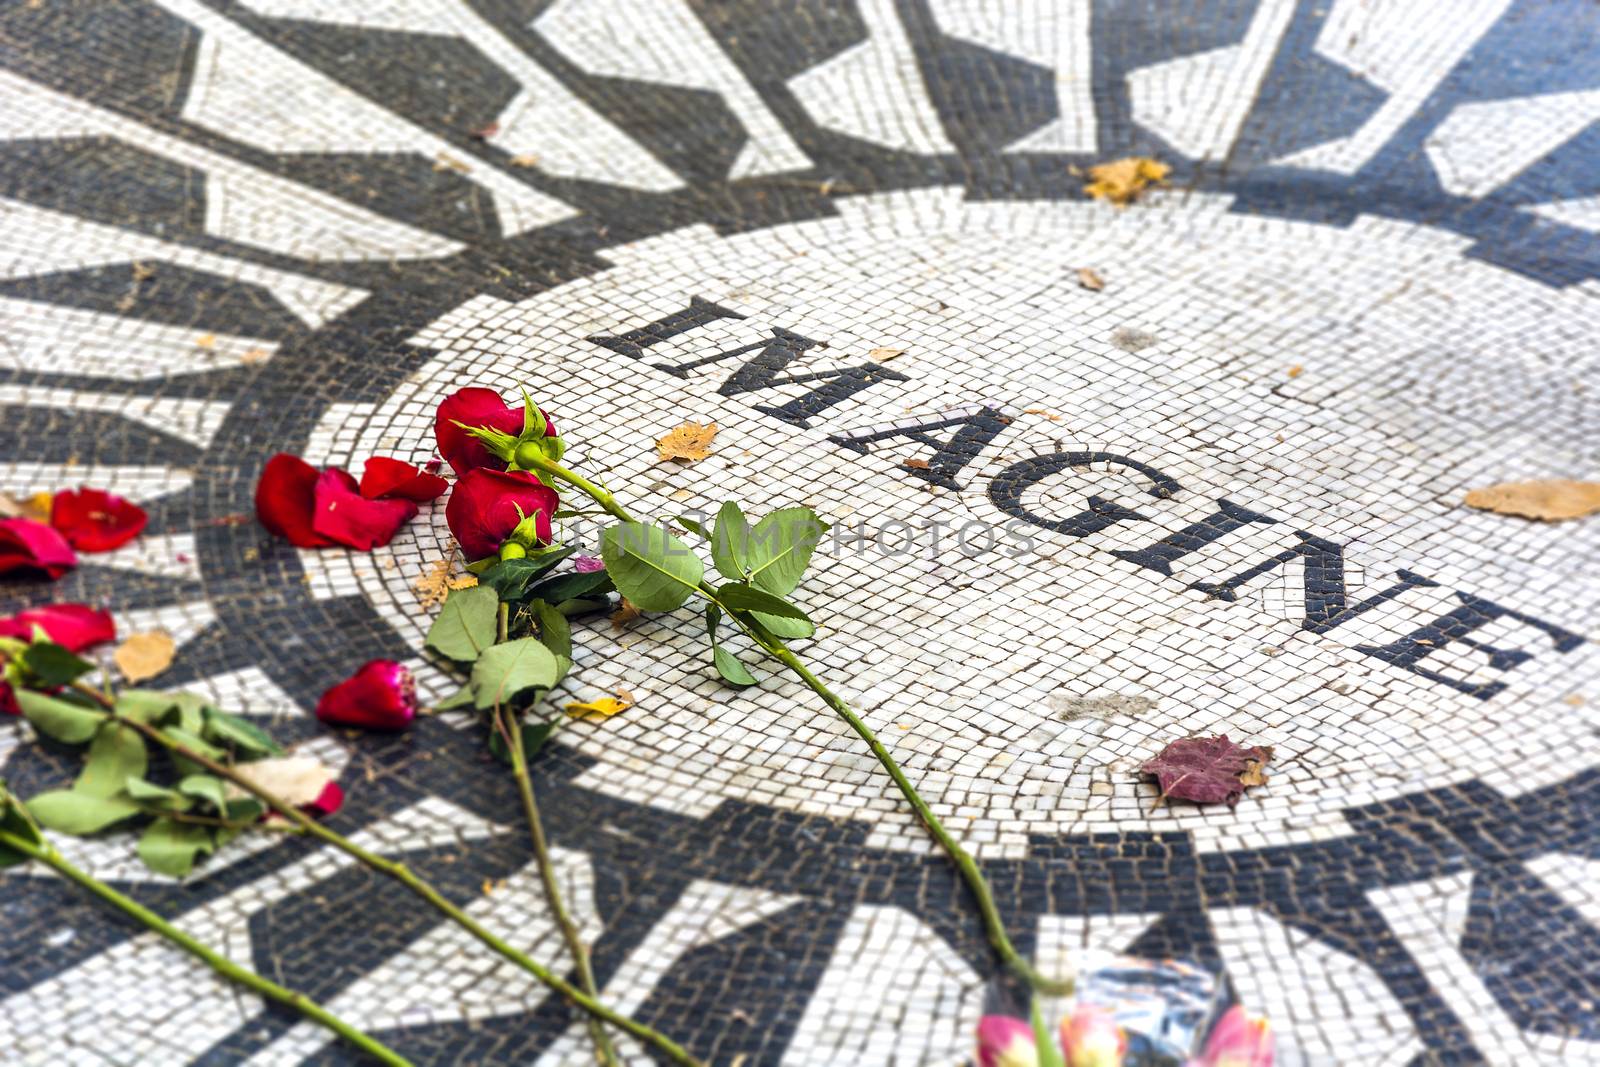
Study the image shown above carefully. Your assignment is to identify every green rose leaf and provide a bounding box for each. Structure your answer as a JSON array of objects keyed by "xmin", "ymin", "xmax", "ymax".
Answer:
[
  {"xmin": 202, "ymin": 708, "xmax": 284, "ymax": 758},
  {"xmin": 715, "ymin": 583, "xmax": 810, "ymax": 620},
  {"xmin": 425, "ymin": 585, "xmax": 500, "ymax": 662},
  {"xmin": 487, "ymin": 719, "xmax": 558, "ymax": 766},
  {"xmin": 125, "ymin": 777, "xmax": 192, "ymax": 812},
  {"xmin": 530, "ymin": 599, "xmax": 572, "ymax": 677},
  {"xmin": 528, "ymin": 569, "xmax": 614, "ymax": 605},
  {"xmin": 0, "ymin": 788, "xmax": 44, "ymax": 868},
  {"xmin": 704, "ymin": 606, "xmax": 759, "ymax": 688},
  {"xmin": 600, "ymin": 522, "xmax": 703, "ymax": 612},
  {"xmin": 76, "ymin": 723, "xmax": 148, "ymax": 798},
  {"xmin": 745, "ymin": 507, "xmax": 827, "ymax": 596},
  {"xmin": 226, "ymin": 798, "xmax": 265, "ymax": 823},
  {"xmin": 435, "ymin": 684, "xmax": 476, "ymax": 711},
  {"xmin": 27, "ymin": 790, "xmax": 141, "ymax": 834},
  {"xmin": 115, "ymin": 690, "xmax": 177, "ymax": 725},
  {"xmin": 17, "ymin": 690, "xmax": 105, "ymax": 744},
  {"xmin": 137, "ymin": 818, "xmax": 215, "ymax": 877},
  {"xmin": 19, "ymin": 640, "xmax": 95, "ymax": 687},
  {"xmin": 479, "ymin": 546, "xmax": 575, "ymax": 599},
  {"xmin": 710, "ymin": 501, "xmax": 751, "ymax": 582},
  {"xmin": 178, "ymin": 775, "xmax": 229, "ymax": 814},
  {"xmin": 675, "ymin": 514, "xmax": 710, "ymax": 540},
  {"xmin": 470, "ymin": 637, "xmax": 560, "ymax": 710}
]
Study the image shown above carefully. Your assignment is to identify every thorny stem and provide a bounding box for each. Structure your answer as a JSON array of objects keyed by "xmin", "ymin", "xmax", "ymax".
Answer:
[
  {"xmin": 63, "ymin": 682, "xmax": 705, "ymax": 1066},
  {"xmin": 496, "ymin": 602, "xmax": 620, "ymax": 1066},
  {"xmin": 0, "ymin": 789, "xmax": 413, "ymax": 1067},
  {"xmin": 514, "ymin": 452, "xmax": 1071, "ymax": 995}
]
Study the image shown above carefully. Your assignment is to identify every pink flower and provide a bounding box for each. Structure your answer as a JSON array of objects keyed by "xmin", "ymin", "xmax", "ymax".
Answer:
[
  {"xmin": 315, "ymin": 660, "xmax": 417, "ymax": 731},
  {"xmin": 977, "ymin": 1015, "xmax": 1039, "ymax": 1067},
  {"xmin": 1187, "ymin": 1007, "xmax": 1273, "ymax": 1067},
  {"xmin": 1061, "ymin": 1005, "xmax": 1126, "ymax": 1067},
  {"xmin": 0, "ymin": 518, "xmax": 76, "ymax": 578},
  {"xmin": 50, "ymin": 488, "xmax": 148, "ymax": 552},
  {"xmin": 573, "ymin": 554, "xmax": 605, "ymax": 573},
  {"xmin": 310, "ymin": 469, "xmax": 418, "ymax": 551}
]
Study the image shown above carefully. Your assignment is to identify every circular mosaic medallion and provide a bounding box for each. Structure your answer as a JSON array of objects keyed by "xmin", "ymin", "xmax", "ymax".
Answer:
[{"xmin": 3, "ymin": 1, "xmax": 1600, "ymax": 1064}]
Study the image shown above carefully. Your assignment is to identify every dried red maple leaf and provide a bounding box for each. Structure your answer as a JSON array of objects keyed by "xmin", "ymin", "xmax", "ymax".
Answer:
[{"xmin": 1142, "ymin": 735, "xmax": 1271, "ymax": 805}]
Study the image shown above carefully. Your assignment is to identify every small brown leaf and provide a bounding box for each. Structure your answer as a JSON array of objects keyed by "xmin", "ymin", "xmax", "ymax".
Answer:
[
  {"xmin": 869, "ymin": 347, "xmax": 905, "ymax": 361},
  {"xmin": 1463, "ymin": 480, "xmax": 1600, "ymax": 522},
  {"xmin": 903, "ymin": 457, "xmax": 931, "ymax": 470},
  {"xmin": 1076, "ymin": 267, "xmax": 1105, "ymax": 291},
  {"xmin": 1083, "ymin": 156, "xmax": 1169, "ymax": 206},
  {"xmin": 114, "ymin": 631, "xmax": 176, "ymax": 683},
  {"xmin": 416, "ymin": 556, "xmax": 477, "ymax": 610},
  {"xmin": 1023, "ymin": 408, "xmax": 1064, "ymax": 422},
  {"xmin": 1287, "ymin": 364, "xmax": 1304, "ymax": 379},
  {"xmin": 656, "ymin": 421, "xmax": 717, "ymax": 463},
  {"xmin": 195, "ymin": 333, "xmax": 217, "ymax": 349},
  {"xmin": 1143, "ymin": 735, "xmax": 1271, "ymax": 806},
  {"xmin": 611, "ymin": 598, "xmax": 641, "ymax": 630},
  {"xmin": 509, "ymin": 153, "xmax": 540, "ymax": 168},
  {"xmin": 130, "ymin": 261, "xmax": 155, "ymax": 281},
  {"xmin": 240, "ymin": 347, "xmax": 272, "ymax": 366},
  {"xmin": 433, "ymin": 152, "xmax": 471, "ymax": 174}
]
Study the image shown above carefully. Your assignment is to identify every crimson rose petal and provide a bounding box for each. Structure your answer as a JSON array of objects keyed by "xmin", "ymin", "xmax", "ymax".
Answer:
[
  {"xmin": 0, "ymin": 682, "xmax": 18, "ymax": 717},
  {"xmin": 310, "ymin": 469, "xmax": 418, "ymax": 551},
  {"xmin": 316, "ymin": 659, "xmax": 417, "ymax": 731},
  {"xmin": 0, "ymin": 603, "xmax": 116, "ymax": 651},
  {"xmin": 49, "ymin": 487, "xmax": 148, "ymax": 552},
  {"xmin": 0, "ymin": 518, "xmax": 77, "ymax": 578},
  {"xmin": 445, "ymin": 467, "xmax": 558, "ymax": 560},
  {"xmin": 306, "ymin": 780, "xmax": 345, "ymax": 817},
  {"xmin": 255, "ymin": 453, "xmax": 334, "ymax": 548},
  {"xmin": 359, "ymin": 456, "xmax": 449, "ymax": 502}
]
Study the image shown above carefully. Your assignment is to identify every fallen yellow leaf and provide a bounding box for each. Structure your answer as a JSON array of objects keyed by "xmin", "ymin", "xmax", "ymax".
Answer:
[
  {"xmin": 1083, "ymin": 156, "xmax": 1169, "ymax": 206},
  {"xmin": 240, "ymin": 347, "xmax": 272, "ymax": 366},
  {"xmin": 565, "ymin": 696, "xmax": 632, "ymax": 719},
  {"xmin": 195, "ymin": 333, "xmax": 217, "ymax": 349},
  {"xmin": 869, "ymin": 347, "xmax": 905, "ymax": 361},
  {"xmin": 416, "ymin": 556, "xmax": 478, "ymax": 609},
  {"xmin": 114, "ymin": 631, "xmax": 175, "ymax": 683},
  {"xmin": 1076, "ymin": 267, "xmax": 1105, "ymax": 291},
  {"xmin": 0, "ymin": 490, "xmax": 52, "ymax": 522},
  {"xmin": 509, "ymin": 153, "xmax": 540, "ymax": 168},
  {"xmin": 656, "ymin": 421, "xmax": 717, "ymax": 463},
  {"xmin": 611, "ymin": 598, "xmax": 641, "ymax": 630},
  {"xmin": 1463, "ymin": 479, "xmax": 1600, "ymax": 522},
  {"xmin": 433, "ymin": 152, "xmax": 471, "ymax": 174}
]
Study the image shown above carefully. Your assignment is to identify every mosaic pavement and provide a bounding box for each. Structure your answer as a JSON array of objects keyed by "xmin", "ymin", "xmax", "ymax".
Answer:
[{"xmin": 2, "ymin": 1, "xmax": 1599, "ymax": 1063}]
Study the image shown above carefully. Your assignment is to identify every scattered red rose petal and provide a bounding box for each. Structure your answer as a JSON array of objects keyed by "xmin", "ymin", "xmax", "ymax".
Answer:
[
  {"xmin": 310, "ymin": 469, "xmax": 418, "ymax": 551},
  {"xmin": 359, "ymin": 456, "xmax": 449, "ymax": 503},
  {"xmin": 49, "ymin": 487, "xmax": 147, "ymax": 552},
  {"xmin": 316, "ymin": 659, "xmax": 417, "ymax": 731},
  {"xmin": 434, "ymin": 387, "xmax": 556, "ymax": 475},
  {"xmin": 0, "ymin": 603, "xmax": 116, "ymax": 651},
  {"xmin": 1142, "ymin": 734, "xmax": 1271, "ymax": 806},
  {"xmin": 445, "ymin": 467, "xmax": 558, "ymax": 560},
  {"xmin": 0, "ymin": 518, "xmax": 77, "ymax": 578},
  {"xmin": 306, "ymin": 780, "xmax": 345, "ymax": 817},
  {"xmin": 255, "ymin": 454, "xmax": 335, "ymax": 548}
]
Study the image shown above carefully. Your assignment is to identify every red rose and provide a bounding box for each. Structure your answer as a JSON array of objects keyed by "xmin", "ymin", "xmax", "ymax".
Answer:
[
  {"xmin": 0, "ymin": 518, "xmax": 77, "ymax": 578},
  {"xmin": 256, "ymin": 454, "xmax": 419, "ymax": 551},
  {"xmin": 359, "ymin": 457, "xmax": 448, "ymax": 502},
  {"xmin": 49, "ymin": 487, "xmax": 147, "ymax": 552},
  {"xmin": 434, "ymin": 387, "xmax": 556, "ymax": 476},
  {"xmin": 445, "ymin": 468, "xmax": 558, "ymax": 560},
  {"xmin": 310, "ymin": 469, "xmax": 418, "ymax": 551},
  {"xmin": 316, "ymin": 659, "xmax": 417, "ymax": 731},
  {"xmin": 0, "ymin": 603, "xmax": 116, "ymax": 651},
  {"xmin": 256, "ymin": 453, "xmax": 333, "ymax": 548}
]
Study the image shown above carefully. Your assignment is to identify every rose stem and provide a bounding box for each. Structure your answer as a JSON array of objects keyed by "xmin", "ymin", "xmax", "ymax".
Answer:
[
  {"xmin": 516, "ymin": 452, "xmax": 1070, "ymax": 995},
  {"xmin": 495, "ymin": 601, "xmax": 620, "ymax": 1067},
  {"xmin": 0, "ymin": 790, "xmax": 413, "ymax": 1067},
  {"xmin": 64, "ymin": 684, "xmax": 704, "ymax": 1067}
]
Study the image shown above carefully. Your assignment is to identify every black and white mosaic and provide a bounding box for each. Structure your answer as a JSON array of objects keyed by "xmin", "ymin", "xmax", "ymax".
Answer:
[{"xmin": 3, "ymin": 1, "xmax": 1599, "ymax": 1063}]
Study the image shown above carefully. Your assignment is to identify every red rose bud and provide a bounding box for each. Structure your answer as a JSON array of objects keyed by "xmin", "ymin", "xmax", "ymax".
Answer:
[
  {"xmin": 0, "ymin": 518, "xmax": 77, "ymax": 578},
  {"xmin": 308, "ymin": 469, "xmax": 417, "ymax": 551},
  {"xmin": 445, "ymin": 467, "xmax": 558, "ymax": 561},
  {"xmin": 434, "ymin": 387, "xmax": 557, "ymax": 475},
  {"xmin": 359, "ymin": 456, "xmax": 448, "ymax": 503},
  {"xmin": 50, "ymin": 488, "xmax": 148, "ymax": 552},
  {"xmin": 256, "ymin": 453, "xmax": 335, "ymax": 548},
  {"xmin": 0, "ymin": 603, "xmax": 115, "ymax": 652},
  {"xmin": 315, "ymin": 659, "xmax": 417, "ymax": 731}
]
